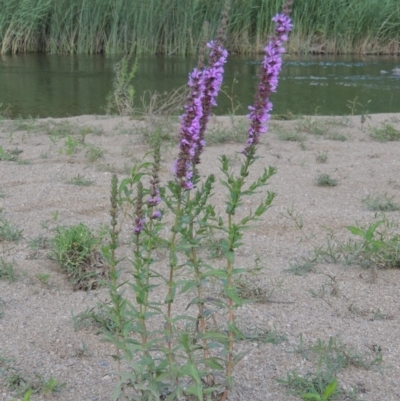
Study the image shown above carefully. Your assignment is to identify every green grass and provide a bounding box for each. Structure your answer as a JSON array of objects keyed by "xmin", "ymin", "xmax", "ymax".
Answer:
[
  {"xmin": 68, "ymin": 175, "xmax": 95, "ymax": 186},
  {"xmin": 362, "ymin": 193, "xmax": 400, "ymax": 212},
  {"xmin": 309, "ymin": 218, "xmax": 400, "ymax": 271},
  {"xmin": 370, "ymin": 123, "xmax": 400, "ymax": 142},
  {"xmin": 315, "ymin": 173, "xmax": 337, "ymax": 187},
  {"xmin": 0, "ymin": 146, "xmax": 19, "ymax": 161},
  {"xmin": 278, "ymin": 335, "xmax": 382, "ymax": 400},
  {"xmin": 85, "ymin": 145, "xmax": 104, "ymax": 162},
  {"xmin": 276, "ymin": 128, "xmax": 306, "ymax": 142},
  {"xmin": 0, "ymin": 258, "xmax": 16, "ymax": 282},
  {"xmin": 0, "ymin": 215, "xmax": 23, "ymax": 242},
  {"xmin": 50, "ymin": 223, "xmax": 108, "ymax": 290},
  {"xmin": 315, "ymin": 151, "xmax": 328, "ymax": 164},
  {"xmin": 0, "ymin": 0, "xmax": 399, "ymax": 55}
]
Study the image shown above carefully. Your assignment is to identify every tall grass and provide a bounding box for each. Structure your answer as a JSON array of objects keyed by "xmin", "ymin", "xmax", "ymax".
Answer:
[{"xmin": 1, "ymin": 0, "xmax": 399, "ymax": 55}]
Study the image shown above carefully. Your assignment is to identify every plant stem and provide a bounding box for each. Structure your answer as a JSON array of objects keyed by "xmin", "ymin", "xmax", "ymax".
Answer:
[{"xmin": 166, "ymin": 194, "xmax": 182, "ymax": 380}]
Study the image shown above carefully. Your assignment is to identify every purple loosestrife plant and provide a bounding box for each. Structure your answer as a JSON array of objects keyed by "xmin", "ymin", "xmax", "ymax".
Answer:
[
  {"xmin": 243, "ymin": 4, "xmax": 293, "ymax": 156},
  {"xmin": 106, "ymin": 2, "xmax": 294, "ymax": 401}
]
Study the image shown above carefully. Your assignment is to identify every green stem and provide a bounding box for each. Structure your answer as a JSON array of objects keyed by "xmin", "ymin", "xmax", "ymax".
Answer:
[
  {"xmin": 189, "ymin": 206, "xmax": 212, "ymax": 396},
  {"xmin": 220, "ymin": 213, "xmax": 234, "ymax": 401},
  {"xmin": 166, "ymin": 195, "xmax": 182, "ymax": 378}
]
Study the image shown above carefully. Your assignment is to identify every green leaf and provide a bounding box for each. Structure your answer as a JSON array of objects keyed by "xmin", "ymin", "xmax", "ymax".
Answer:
[
  {"xmin": 323, "ymin": 380, "xmax": 337, "ymax": 399},
  {"xmin": 202, "ymin": 269, "xmax": 228, "ymax": 279},
  {"xmin": 204, "ymin": 357, "xmax": 224, "ymax": 371},
  {"xmin": 180, "ymin": 280, "xmax": 198, "ymax": 294},
  {"xmin": 201, "ymin": 331, "xmax": 229, "ymax": 341},
  {"xmin": 347, "ymin": 225, "xmax": 365, "ymax": 237},
  {"xmin": 224, "ymin": 287, "xmax": 242, "ymax": 306}
]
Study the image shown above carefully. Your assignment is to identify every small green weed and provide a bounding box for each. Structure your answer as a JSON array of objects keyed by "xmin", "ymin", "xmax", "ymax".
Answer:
[
  {"xmin": 0, "ymin": 258, "xmax": 16, "ymax": 282},
  {"xmin": 286, "ymin": 260, "xmax": 316, "ymax": 276},
  {"xmin": 40, "ymin": 377, "xmax": 65, "ymax": 394},
  {"xmin": 72, "ymin": 304, "xmax": 119, "ymax": 333},
  {"xmin": 6, "ymin": 371, "xmax": 65, "ymax": 397},
  {"xmin": 278, "ymin": 371, "xmax": 339, "ymax": 401},
  {"xmin": 315, "ymin": 151, "xmax": 328, "ymax": 163},
  {"xmin": 85, "ymin": 145, "xmax": 104, "ymax": 162},
  {"xmin": 60, "ymin": 135, "xmax": 80, "ymax": 155},
  {"xmin": 324, "ymin": 132, "xmax": 347, "ymax": 141},
  {"xmin": 295, "ymin": 336, "xmax": 383, "ymax": 371},
  {"xmin": 276, "ymin": 127, "xmax": 306, "ymax": 142},
  {"xmin": 309, "ymin": 218, "xmax": 400, "ymax": 272},
  {"xmin": 0, "ymin": 145, "xmax": 19, "ymax": 161},
  {"xmin": 363, "ymin": 194, "xmax": 400, "ymax": 212},
  {"xmin": 139, "ymin": 119, "xmax": 175, "ymax": 147},
  {"xmin": 36, "ymin": 273, "xmax": 50, "ymax": 285},
  {"xmin": 68, "ymin": 174, "xmax": 94, "ymax": 186},
  {"xmin": 346, "ymin": 219, "xmax": 400, "ymax": 269},
  {"xmin": 271, "ymin": 111, "xmax": 298, "ymax": 120},
  {"xmin": 239, "ymin": 327, "xmax": 287, "ymax": 345},
  {"xmin": 46, "ymin": 121, "xmax": 73, "ymax": 143},
  {"xmin": 315, "ymin": 173, "xmax": 337, "ymax": 187},
  {"xmin": 279, "ymin": 334, "xmax": 381, "ymax": 400},
  {"xmin": 28, "ymin": 235, "xmax": 48, "ymax": 251},
  {"xmin": 296, "ymin": 117, "xmax": 325, "ymax": 136},
  {"xmin": 370, "ymin": 123, "xmax": 400, "ymax": 142},
  {"xmin": 206, "ymin": 120, "xmax": 248, "ymax": 144},
  {"xmin": 0, "ymin": 215, "xmax": 23, "ymax": 242},
  {"xmin": 51, "ymin": 223, "xmax": 109, "ymax": 290}
]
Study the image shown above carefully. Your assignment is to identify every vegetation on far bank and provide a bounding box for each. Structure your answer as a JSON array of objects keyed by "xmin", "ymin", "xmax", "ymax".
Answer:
[{"xmin": 1, "ymin": 0, "xmax": 400, "ymax": 56}]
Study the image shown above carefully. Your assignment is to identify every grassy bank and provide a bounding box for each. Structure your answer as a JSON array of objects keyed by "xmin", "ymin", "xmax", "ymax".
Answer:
[{"xmin": 1, "ymin": 0, "xmax": 400, "ymax": 55}]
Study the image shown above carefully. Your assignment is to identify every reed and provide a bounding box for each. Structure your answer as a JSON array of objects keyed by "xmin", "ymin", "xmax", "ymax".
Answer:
[{"xmin": 1, "ymin": 0, "xmax": 399, "ymax": 55}]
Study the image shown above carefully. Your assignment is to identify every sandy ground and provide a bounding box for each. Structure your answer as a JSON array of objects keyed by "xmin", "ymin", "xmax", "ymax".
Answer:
[{"xmin": 0, "ymin": 113, "xmax": 400, "ymax": 401}]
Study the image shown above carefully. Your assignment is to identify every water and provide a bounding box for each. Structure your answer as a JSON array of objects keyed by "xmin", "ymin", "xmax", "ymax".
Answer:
[{"xmin": 0, "ymin": 54, "xmax": 399, "ymax": 118}]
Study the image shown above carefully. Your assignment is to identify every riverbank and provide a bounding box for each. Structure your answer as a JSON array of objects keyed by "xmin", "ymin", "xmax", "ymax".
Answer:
[
  {"xmin": 1, "ymin": 0, "xmax": 400, "ymax": 55},
  {"xmin": 1, "ymin": 114, "xmax": 400, "ymax": 400}
]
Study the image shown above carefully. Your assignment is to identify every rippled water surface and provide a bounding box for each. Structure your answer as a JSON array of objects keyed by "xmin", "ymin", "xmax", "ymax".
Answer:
[{"xmin": 1, "ymin": 54, "xmax": 399, "ymax": 117}]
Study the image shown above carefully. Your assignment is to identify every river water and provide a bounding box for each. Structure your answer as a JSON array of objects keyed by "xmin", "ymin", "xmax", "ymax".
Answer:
[{"xmin": 1, "ymin": 54, "xmax": 399, "ymax": 118}]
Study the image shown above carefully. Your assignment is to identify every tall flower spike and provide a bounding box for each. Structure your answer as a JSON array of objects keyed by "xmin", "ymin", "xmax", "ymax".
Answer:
[
  {"xmin": 174, "ymin": 0, "xmax": 230, "ymax": 188},
  {"xmin": 134, "ymin": 182, "xmax": 145, "ymax": 235},
  {"xmin": 243, "ymin": 2, "xmax": 293, "ymax": 156},
  {"xmin": 173, "ymin": 68, "xmax": 205, "ymax": 189},
  {"xmin": 148, "ymin": 140, "xmax": 162, "ymax": 219},
  {"xmin": 193, "ymin": 1, "xmax": 230, "ymax": 166}
]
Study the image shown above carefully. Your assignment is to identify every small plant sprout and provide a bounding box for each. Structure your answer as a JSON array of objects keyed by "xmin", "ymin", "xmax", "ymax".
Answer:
[
  {"xmin": 315, "ymin": 173, "xmax": 338, "ymax": 187},
  {"xmin": 363, "ymin": 193, "xmax": 400, "ymax": 212},
  {"xmin": 301, "ymin": 379, "xmax": 337, "ymax": 401},
  {"xmin": 370, "ymin": 122, "xmax": 400, "ymax": 142},
  {"xmin": 315, "ymin": 151, "xmax": 328, "ymax": 163},
  {"xmin": 68, "ymin": 174, "xmax": 94, "ymax": 186},
  {"xmin": 36, "ymin": 273, "xmax": 50, "ymax": 285}
]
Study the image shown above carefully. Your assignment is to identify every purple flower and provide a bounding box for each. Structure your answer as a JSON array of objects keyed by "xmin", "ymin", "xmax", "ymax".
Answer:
[
  {"xmin": 152, "ymin": 210, "xmax": 162, "ymax": 219},
  {"xmin": 147, "ymin": 188, "xmax": 161, "ymax": 207},
  {"xmin": 134, "ymin": 217, "xmax": 145, "ymax": 234},
  {"xmin": 243, "ymin": 10, "xmax": 293, "ymax": 155}
]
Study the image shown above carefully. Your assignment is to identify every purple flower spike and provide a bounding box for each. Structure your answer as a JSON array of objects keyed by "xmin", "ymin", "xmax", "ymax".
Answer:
[
  {"xmin": 243, "ymin": 9, "xmax": 293, "ymax": 155},
  {"xmin": 174, "ymin": 68, "xmax": 206, "ymax": 189},
  {"xmin": 174, "ymin": 20, "xmax": 228, "ymax": 188},
  {"xmin": 193, "ymin": 41, "xmax": 228, "ymax": 166},
  {"xmin": 134, "ymin": 217, "xmax": 145, "ymax": 235},
  {"xmin": 147, "ymin": 188, "xmax": 161, "ymax": 207}
]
